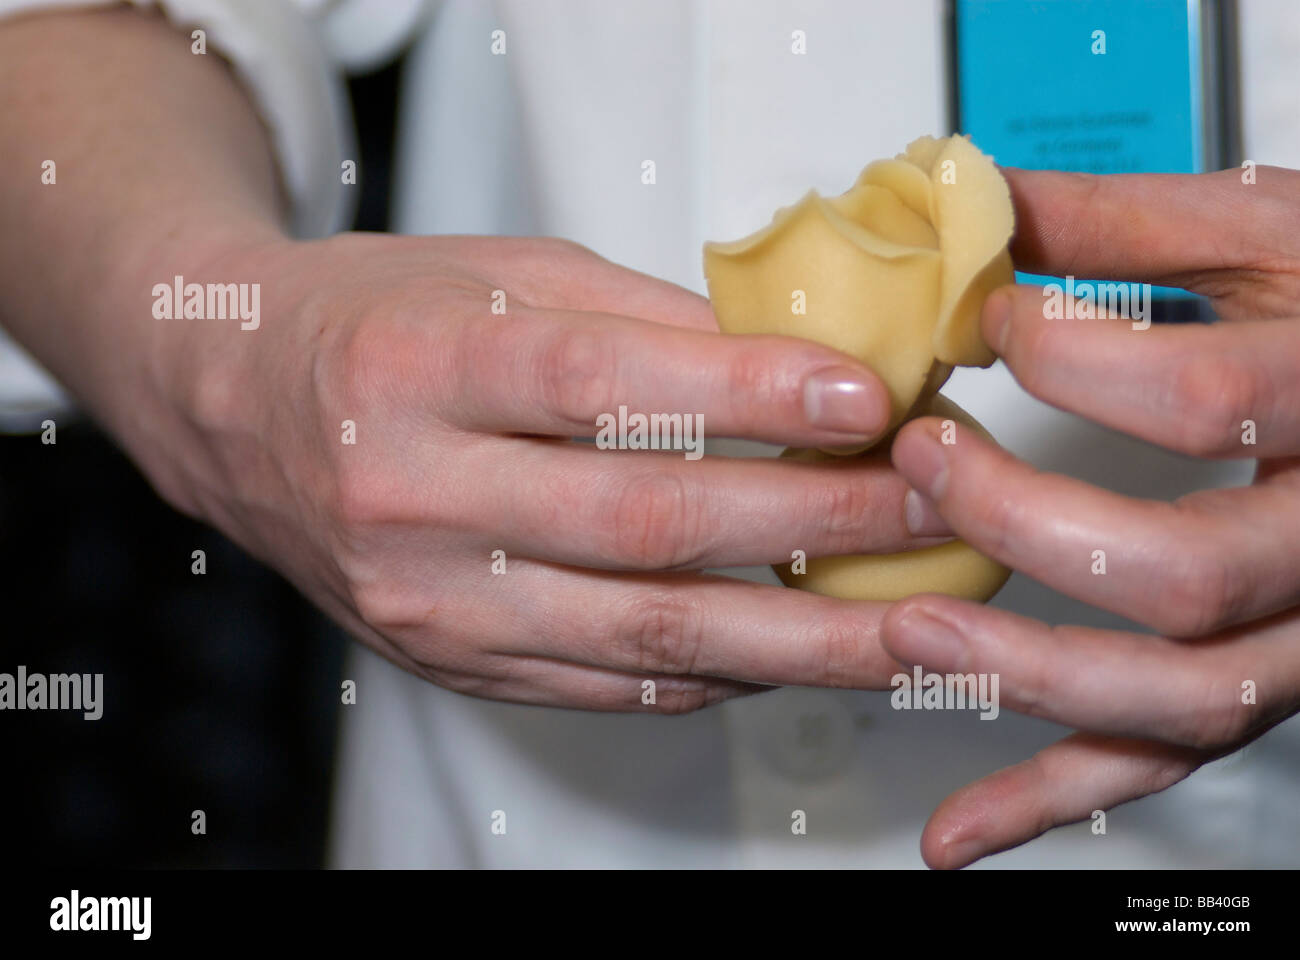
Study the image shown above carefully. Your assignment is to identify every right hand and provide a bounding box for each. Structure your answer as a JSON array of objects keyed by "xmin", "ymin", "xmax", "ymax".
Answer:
[{"xmin": 154, "ymin": 231, "xmax": 939, "ymax": 710}]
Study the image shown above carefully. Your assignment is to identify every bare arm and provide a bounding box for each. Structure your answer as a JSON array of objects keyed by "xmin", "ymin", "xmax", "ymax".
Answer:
[{"xmin": 0, "ymin": 6, "xmax": 285, "ymax": 508}]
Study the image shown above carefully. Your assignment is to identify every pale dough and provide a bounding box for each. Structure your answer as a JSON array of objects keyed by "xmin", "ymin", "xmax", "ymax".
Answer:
[
  {"xmin": 703, "ymin": 134, "xmax": 1015, "ymax": 603},
  {"xmin": 704, "ymin": 134, "xmax": 1015, "ymax": 431},
  {"xmin": 774, "ymin": 395, "xmax": 1010, "ymax": 603}
]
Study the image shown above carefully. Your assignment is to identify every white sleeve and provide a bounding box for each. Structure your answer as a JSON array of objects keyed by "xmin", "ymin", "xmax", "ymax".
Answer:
[{"xmin": 0, "ymin": 0, "xmax": 433, "ymax": 431}]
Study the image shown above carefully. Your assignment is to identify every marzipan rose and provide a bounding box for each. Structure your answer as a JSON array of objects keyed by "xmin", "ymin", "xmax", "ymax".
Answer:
[
  {"xmin": 704, "ymin": 133, "xmax": 1015, "ymax": 432},
  {"xmin": 702, "ymin": 134, "xmax": 1016, "ymax": 603}
]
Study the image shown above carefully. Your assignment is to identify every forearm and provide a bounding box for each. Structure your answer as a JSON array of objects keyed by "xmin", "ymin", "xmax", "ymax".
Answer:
[{"xmin": 0, "ymin": 7, "xmax": 287, "ymax": 506}]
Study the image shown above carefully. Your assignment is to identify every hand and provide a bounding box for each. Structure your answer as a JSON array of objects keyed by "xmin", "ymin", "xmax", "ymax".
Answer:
[
  {"xmin": 0, "ymin": 11, "xmax": 931, "ymax": 718},
  {"xmin": 882, "ymin": 165, "xmax": 1300, "ymax": 867},
  {"xmin": 160, "ymin": 232, "xmax": 945, "ymax": 710}
]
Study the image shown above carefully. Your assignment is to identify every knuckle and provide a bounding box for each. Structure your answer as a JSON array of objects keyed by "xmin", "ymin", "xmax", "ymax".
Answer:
[
  {"xmin": 329, "ymin": 432, "xmax": 456, "ymax": 532},
  {"xmin": 450, "ymin": 315, "xmax": 511, "ymax": 406},
  {"xmin": 1018, "ymin": 754, "xmax": 1065, "ymax": 835},
  {"xmin": 1062, "ymin": 175, "xmax": 1107, "ymax": 275},
  {"xmin": 805, "ymin": 615, "xmax": 869, "ymax": 688},
  {"xmin": 498, "ymin": 238, "xmax": 602, "ymax": 303},
  {"xmin": 609, "ymin": 470, "xmax": 708, "ymax": 569},
  {"xmin": 332, "ymin": 459, "xmax": 398, "ymax": 527},
  {"xmin": 1171, "ymin": 355, "xmax": 1260, "ymax": 457},
  {"xmin": 1007, "ymin": 315, "xmax": 1058, "ymax": 398},
  {"xmin": 724, "ymin": 346, "xmax": 783, "ymax": 429},
  {"xmin": 187, "ymin": 362, "xmax": 247, "ymax": 436},
  {"xmin": 347, "ymin": 577, "xmax": 408, "ymax": 630},
  {"xmin": 650, "ymin": 677, "xmax": 723, "ymax": 715},
  {"xmin": 337, "ymin": 561, "xmax": 446, "ymax": 636},
  {"xmin": 545, "ymin": 236, "xmax": 597, "ymax": 260},
  {"xmin": 1136, "ymin": 754, "xmax": 1198, "ymax": 796},
  {"xmin": 538, "ymin": 327, "xmax": 618, "ymax": 426},
  {"xmin": 617, "ymin": 592, "xmax": 707, "ymax": 675},
  {"xmin": 332, "ymin": 467, "xmax": 373, "ymax": 527},
  {"xmin": 1024, "ymin": 764, "xmax": 1066, "ymax": 832},
  {"xmin": 814, "ymin": 473, "xmax": 879, "ymax": 553},
  {"xmin": 966, "ymin": 481, "xmax": 1020, "ymax": 563},
  {"xmin": 1182, "ymin": 669, "xmax": 1252, "ymax": 749},
  {"xmin": 423, "ymin": 664, "xmax": 500, "ymax": 700},
  {"xmin": 330, "ymin": 315, "xmax": 396, "ymax": 412},
  {"xmin": 1157, "ymin": 539, "xmax": 1240, "ymax": 637},
  {"xmin": 1008, "ymin": 632, "xmax": 1062, "ymax": 720}
]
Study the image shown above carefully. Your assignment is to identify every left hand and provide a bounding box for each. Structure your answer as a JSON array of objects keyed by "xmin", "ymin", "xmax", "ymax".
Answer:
[{"xmin": 882, "ymin": 165, "xmax": 1300, "ymax": 868}]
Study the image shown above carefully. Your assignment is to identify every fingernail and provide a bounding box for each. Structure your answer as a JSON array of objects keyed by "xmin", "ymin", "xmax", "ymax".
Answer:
[
  {"xmin": 893, "ymin": 609, "xmax": 966, "ymax": 670},
  {"xmin": 803, "ymin": 366, "xmax": 887, "ymax": 438},
  {"xmin": 895, "ymin": 425, "xmax": 950, "ymax": 501},
  {"xmin": 984, "ymin": 288, "xmax": 1014, "ymax": 356},
  {"xmin": 905, "ymin": 489, "xmax": 952, "ymax": 537},
  {"xmin": 934, "ymin": 834, "xmax": 983, "ymax": 871}
]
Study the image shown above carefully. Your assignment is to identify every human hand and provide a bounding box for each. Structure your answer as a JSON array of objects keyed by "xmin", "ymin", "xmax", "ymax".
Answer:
[
  {"xmin": 159, "ymin": 232, "xmax": 952, "ymax": 710},
  {"xmin": 882, "ymin": 165, "xmax": 1300, "ymax": 867},
  {"xmin": 0, "ymin": 7, "xmax": 953, "ymax": 718}
]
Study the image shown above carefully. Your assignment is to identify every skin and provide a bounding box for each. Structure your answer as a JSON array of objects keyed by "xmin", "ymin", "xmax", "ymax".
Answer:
[
  {"xmin": 887, "ymin": 165, "xmax": 1300, "ymax": 867},
  {"xmin": 5, "ymin": 8, "xmax": 1294, "ymax": 868},
  {"xmin": 0, "ymin": 8, "xmax": 917, "ymax": 711}
]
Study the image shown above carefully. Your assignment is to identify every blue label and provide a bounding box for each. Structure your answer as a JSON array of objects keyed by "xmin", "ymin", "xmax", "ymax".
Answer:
[{"xmin": 955, "ymin": 0, "xmax": 1205, "ymax": 301}]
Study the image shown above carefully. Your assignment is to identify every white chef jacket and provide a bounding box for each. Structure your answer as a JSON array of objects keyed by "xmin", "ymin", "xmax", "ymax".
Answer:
[{"xmin": 3, "ymin": 0, "xmax": 1299, "ymax": 868}]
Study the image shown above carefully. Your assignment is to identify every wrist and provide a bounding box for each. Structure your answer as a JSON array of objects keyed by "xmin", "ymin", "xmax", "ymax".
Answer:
[{"xmin": 113, "ymin": 222, "xmax": 298, "ymax": 521}]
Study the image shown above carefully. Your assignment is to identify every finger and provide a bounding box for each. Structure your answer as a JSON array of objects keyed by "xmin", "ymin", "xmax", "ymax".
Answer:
[
  {"xmin": 458, "ymin": 436, "xmax": 949, "ymax": 570},
  {"xmin": 549, "ymin": 249, "xmax": 722, "ymax": 334},
  {"xmin": 919, "ymin": 732, "xmax": 1204, "ymax": 869},
  {"xmin": 881, "ymin": 595, "xmax": 1300, "ymax": 747},
  {"xmin": 448, "ymin": 235, "xmax": 723, "ymax": 333},
  {"xmin": 442, "ymin": 307, "xmax": 894, "ymax": 447},
  {"xmin": 1000, "ymin": 166, "xmax": 1300, "ymax": 284},
  {"xmin": 326, "ymin": 587, "xmax": 763, "ymax": 713},
  {"xmin": 891, "ymin": 415, "xmax": 1300, "ymax": 636},
  {"xmin": 437, "ymin": 557, "xmax": 902, "ymax": 689},
  {"xmin": 447, "ymin": 654, "xmax": 766, "ymax": 712},
  {"xmin": 983, "ymin": 285, "xmax": 1300, "ymax": 458}
]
